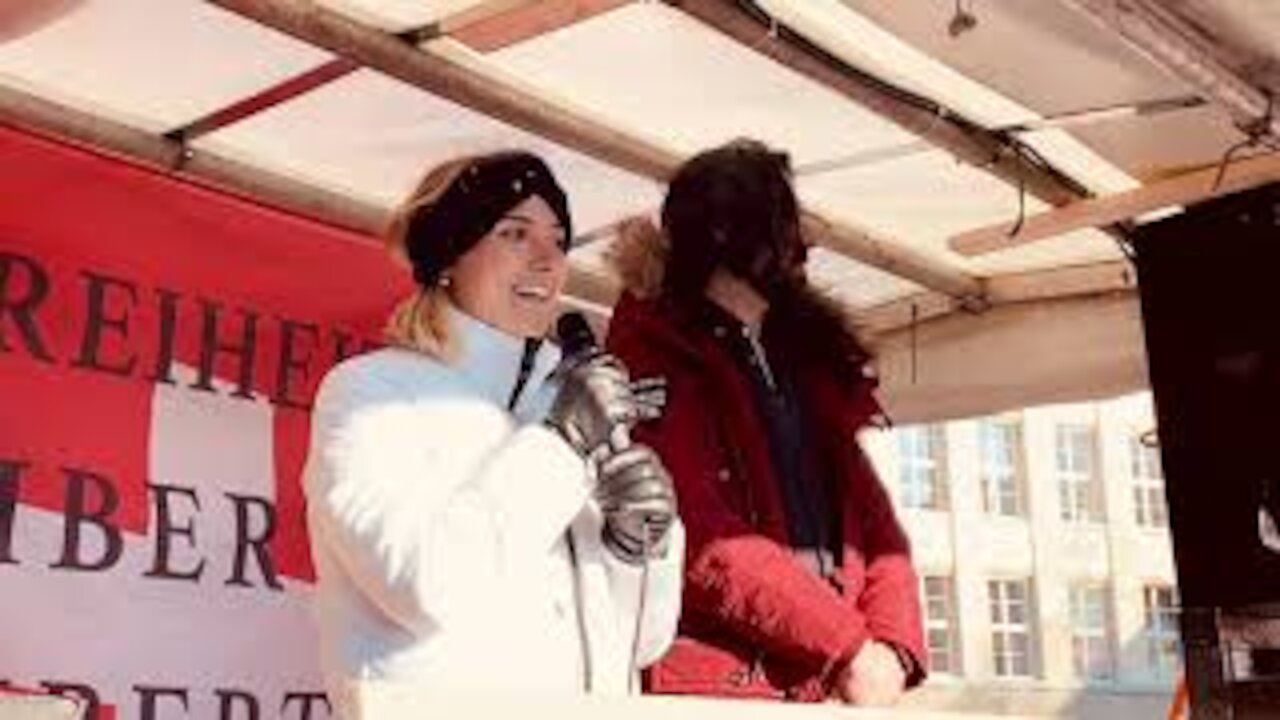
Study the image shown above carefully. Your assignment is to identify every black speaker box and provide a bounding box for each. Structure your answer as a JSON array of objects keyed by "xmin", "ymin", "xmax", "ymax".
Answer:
[
  {"xmin": 1134, "ymin": 183, "xmax": 1280, "ymax": 609},
  {"xmin": 1134, "ymin": 182, "xmax": 1280, "ymax": 717}
]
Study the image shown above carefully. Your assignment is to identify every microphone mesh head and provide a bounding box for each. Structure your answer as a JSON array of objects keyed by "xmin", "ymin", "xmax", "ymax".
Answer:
[{"xmin": 555, "ymin": 311, "xmax": 597, "ymax": 358}]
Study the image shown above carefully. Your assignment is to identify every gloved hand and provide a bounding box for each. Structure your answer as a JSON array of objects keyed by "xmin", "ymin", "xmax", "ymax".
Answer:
[
  {"xmin": 545, "ymin": 353, "xmax": 637, "ymax": 459},
  {"xmin": 596, "ymin": 444, "xmax": 677, "ymax": 564},
  {"xmin": 629, "ymin": 375, "xmax": 667, "ymax": 423}
]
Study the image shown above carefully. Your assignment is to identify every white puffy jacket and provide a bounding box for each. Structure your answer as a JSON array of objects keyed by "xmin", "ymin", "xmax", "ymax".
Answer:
[{"xmin": 303, "ymin": 307, "xmax": 683, "ymax": 719}]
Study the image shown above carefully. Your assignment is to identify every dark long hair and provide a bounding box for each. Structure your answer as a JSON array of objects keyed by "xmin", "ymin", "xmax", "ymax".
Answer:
[
  {"xmin": 661, "ymin": 139, "xmax": 805, "ymax": 304},
  {"xmin": 661, "ymin": 139, "xmax": 872, "ymax": 377}
]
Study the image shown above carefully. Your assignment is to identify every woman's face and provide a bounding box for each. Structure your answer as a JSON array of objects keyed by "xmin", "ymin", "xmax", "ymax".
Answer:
[{"xmin": 447, "ymin": 194, "xmax": 569, "ymax": 338}]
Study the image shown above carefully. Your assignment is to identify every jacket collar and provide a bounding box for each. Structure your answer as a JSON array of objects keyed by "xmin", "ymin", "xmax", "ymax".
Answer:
[
  {"xmin": 449, "ymin": 303, "xmax": 563, "ymax": 416},
  {"xmin": 609, "ymin": 292, "xmax": 885, "ymax": 432}
]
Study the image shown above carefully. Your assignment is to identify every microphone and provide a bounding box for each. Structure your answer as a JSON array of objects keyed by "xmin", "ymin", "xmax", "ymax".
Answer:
[
  {"xmin": 555, "ymin": 311, "xmax": 632, "ymax": 453},
  {"xmin": 555, "ymin": 311, "xmax": 602, "ymax": 367}
]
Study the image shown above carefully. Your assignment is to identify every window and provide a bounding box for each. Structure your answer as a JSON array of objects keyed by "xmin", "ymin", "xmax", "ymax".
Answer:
[
  {"xmin": 989, "ymin": 579, "xmax": 1033, "ymax": 678},
  {"xmin": 1144, "ymin": 584, "xmax": 1181, "ymax": 677},
  {"xmin": 1131, "ymin": 436, "xmax": 1168, "ymax": 528},
  {"xmin": 1069, "ymin": 584, "xmax": 1114, "ymax": 681},
  {"xmin": 980, "ymin": 419, "xmax": 1023, "ymax": 516},
  {"xmin": 1056, "ymin": 424, "xmax": 1102, "ymax": 522},
  {"xmin": 923, "ymin": 576, "xmax": 961, "ymax": 674},
  {"xmin": 898, "ymin": 425, "xmax": 947, "ymax": 510}
]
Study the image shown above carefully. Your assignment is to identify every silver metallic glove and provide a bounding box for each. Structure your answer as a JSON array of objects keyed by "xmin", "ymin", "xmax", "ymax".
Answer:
[
  {"xmin": 597, "ymin": 444, "xmax": 677, "ymax": 564},
  {"xmin": 545, "ymin": 353, "xmax": 637, "ymax": 459},
  {"xmin": 629, "ymin": 375, "xmax": 667, "ymax": 423}
]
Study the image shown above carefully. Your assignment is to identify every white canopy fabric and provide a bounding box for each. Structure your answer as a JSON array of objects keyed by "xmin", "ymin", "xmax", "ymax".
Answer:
[{"xmin": 2, "ymin": 0, "xmax": 1270, "ymax": 421}]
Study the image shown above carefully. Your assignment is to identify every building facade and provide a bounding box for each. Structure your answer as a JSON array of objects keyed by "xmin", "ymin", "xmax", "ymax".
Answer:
[{"xmin": 864, "ymin": 392, "xmax": 1180, "ymax": 717}]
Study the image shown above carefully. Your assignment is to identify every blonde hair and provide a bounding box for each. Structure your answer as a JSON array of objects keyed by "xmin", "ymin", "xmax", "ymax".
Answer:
[{"xmin": 383, "ymin": 155, "xmax": 482, "ymax": 362}]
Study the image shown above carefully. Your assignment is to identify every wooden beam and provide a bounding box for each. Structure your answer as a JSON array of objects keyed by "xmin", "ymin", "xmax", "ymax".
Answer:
[
  {"xmin": 1059, "ymin": 0, "xmax": 1279, "ymax": 137},
  {"xmin": 0, "ymin": 0, "xmax": 85, "ymax": 42},
  {"xmin": 0, "ymin": 81, "xmax": 606, "ymax": 305},
  {"xmin": 0, "ymin": 82, "xmax": 387, "ymax": 234},
  {"xmin": 873, "ymin": 293, "xmax": 1146, "ymax": 424},
  {"xmin": 950, "ymin": 151, "xmax": 1280, "ymax": 256},
  {"xmin": 857, "ymin": 260, "xmax": 1136, "ymax": 336},
  {"xmin": 210, "ymin": 0, "xmax": 678, "ymax": 180},
  {"xmin": 799, "ymin": 213, "xmax": 982, "ymax": 301},
  {"xmin": 668, "ymin": 0, "xmax": 1090, "ymax": 209},
  {"xmin": 855, "ymin": 293, "xmax": 954, "ymax": 338},
  {"xmin": 169, "ymin": 58, "xmax": 359, "ymax": 141},
  {"xmin": 451, "ymin": 0, "xmax": 634, "ymax": 52},
  {"xmin": 177, "ymin": 8, "xmax": 605, "ymax": 150},
  {"xmin": 434, "ymin": 0, "xmax": 540, "ymax": 35},
  {"xmin": 983, "ymin": 260, "xmax": 1136, "ymax": 305},
  {"xmin": 207, "ymin": 0, "xmax": 983, "ymax": 300}
]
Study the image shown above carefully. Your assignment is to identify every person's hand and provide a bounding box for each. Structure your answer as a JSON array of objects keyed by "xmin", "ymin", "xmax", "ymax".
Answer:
[
  {"xmin": 834, "ymin": 640, "xmax": 906, "ymax": 707},
  {"xmin": 597, "ymin": 444, "xmax": 677, "ymax": 563},
  {"xmin": 545, "ymin": 353, "xmax": 637, "ymax": 458}
]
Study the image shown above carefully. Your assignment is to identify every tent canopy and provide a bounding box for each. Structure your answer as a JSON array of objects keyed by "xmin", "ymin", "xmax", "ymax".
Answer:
[{"xmin": 3, "ymin": 0, "xmax": 1270, "ymax": 420}]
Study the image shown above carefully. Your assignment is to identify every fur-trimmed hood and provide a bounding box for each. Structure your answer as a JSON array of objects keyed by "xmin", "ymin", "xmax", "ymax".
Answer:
[
  {"xmin": 605, "ymin": 215, "xmax": 876, "ymax": 386},
  {"xmin": 606, "ymin": 212, "xmax": 870, "ymax": 366},
  {"xmin": 606, "ymin": 215, "xmax": 671, "ymax": 301}
]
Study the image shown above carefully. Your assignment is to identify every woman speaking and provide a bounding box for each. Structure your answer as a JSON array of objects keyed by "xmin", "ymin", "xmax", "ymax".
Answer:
[{"xmin": 302, "ymin": 151, "xmax": 683, "ymax": 718}]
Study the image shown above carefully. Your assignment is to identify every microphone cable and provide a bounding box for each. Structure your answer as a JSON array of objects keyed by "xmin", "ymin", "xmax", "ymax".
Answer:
[{"xmin": 626, "ymin": 520, "xmax": 655, "ymax": 694}]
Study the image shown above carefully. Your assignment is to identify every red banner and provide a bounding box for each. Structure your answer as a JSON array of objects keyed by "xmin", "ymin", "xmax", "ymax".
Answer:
[{"xmin": 0, "ymin": 124, "xmax": 412, "ymax": 719}]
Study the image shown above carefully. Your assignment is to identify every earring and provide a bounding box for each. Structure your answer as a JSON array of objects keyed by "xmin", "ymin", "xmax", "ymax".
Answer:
[{"xmin": 438, "ymin": 274, "xmax": 453, "ymax": 288}]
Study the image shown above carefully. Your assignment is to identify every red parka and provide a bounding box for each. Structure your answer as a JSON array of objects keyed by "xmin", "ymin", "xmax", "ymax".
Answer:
[{"xmin": 604, "ymin": 226, "xmax": 926, "ymax": 701}]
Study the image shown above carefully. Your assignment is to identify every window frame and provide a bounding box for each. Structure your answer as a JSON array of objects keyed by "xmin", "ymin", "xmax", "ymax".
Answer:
[
  {"xmin": 1055, "ymin": 423, "xmax": 1102, "ymax": 523},
  {"xmin": 1143, "ymin": 584, "xmax": 1181, "ymax": 678},
  {"xmin": 988, "ymin": 578, "xmax": 1035, "ymax": 679},
  {"xmin": 1069, "ymin": 583, "xmax": 1115, "ymax": 682},
  {"xmin": 980, "ymin": 418, "xmax": 1024, "ymax": 517},
  {"xmin": 1131, "ymin": 436, "xmax": 1168, "ymax": 529},
  {"xmin": 898, "ymin": 424, "xmax": 949, "ymax": 511},
  {"xmin": 922, "ymin": 575, "xmax": 962, "ymax": 675}
]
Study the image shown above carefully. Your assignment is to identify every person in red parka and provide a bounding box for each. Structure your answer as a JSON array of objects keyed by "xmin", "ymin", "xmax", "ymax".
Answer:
[{"xmin": 604, "ymin": 139, "xmax": 926, "ymax": 705}]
